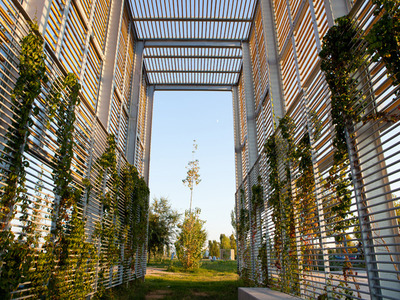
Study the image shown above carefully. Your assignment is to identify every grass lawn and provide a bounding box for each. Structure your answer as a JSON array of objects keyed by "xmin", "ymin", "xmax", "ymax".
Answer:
[{"xmin": 103, "ymin": 260, "xmax": 242, "ymax": 299}]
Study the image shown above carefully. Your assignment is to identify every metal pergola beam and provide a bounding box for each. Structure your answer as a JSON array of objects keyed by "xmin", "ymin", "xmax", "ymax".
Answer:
[
  {"xmin": 146, "ymin": 70, "xmax": 240, "ymax": 74},
  {"xmin": 144, "ymin": 40, "xmax": 242, "ymax": 48},
  {"xmin": 133, "ymin": 17, "xmax": 252, "ymax": 22},
  {"xmin": 131, "ymin": 0, "xmax": 253, "ymax": 86},
  {"xmin": 144, "ymin": 55, "xmax": 242, "ymax": 59},
  {"xmin": 154, "ymin": 84, "xmax": 233, "ymax": 91}
]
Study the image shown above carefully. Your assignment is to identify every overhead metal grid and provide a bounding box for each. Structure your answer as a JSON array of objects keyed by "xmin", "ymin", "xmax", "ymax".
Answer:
[{"xmin": 129, "ymin": 0, "xmax": 258, "ymax": 88}]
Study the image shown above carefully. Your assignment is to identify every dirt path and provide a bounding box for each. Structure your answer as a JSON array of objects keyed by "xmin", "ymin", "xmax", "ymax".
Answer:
[{"xmin": 146, "ymin": 267, "xmax": 175, "ymax": 276}]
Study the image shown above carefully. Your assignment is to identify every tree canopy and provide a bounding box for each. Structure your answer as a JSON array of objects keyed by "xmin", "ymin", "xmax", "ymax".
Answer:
[
  {"xmin": 148, "ymin": 197, "xmax": 180, "ymax": 261},
  {"xmin": 208, "ymin": 240, "xmax": 220, "ymax": 257},
  {"xmin": 230, "ymin": 233, "xmax": 237, "ymax": 257},
  {"xmin": 220, "ymin": 234, "xmax": 231, "ymax": 250}
]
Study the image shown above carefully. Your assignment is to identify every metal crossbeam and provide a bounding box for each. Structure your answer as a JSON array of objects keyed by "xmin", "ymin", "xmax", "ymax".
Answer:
[
  {"xmin": 130, "ymin": 0, "xmax": 256, "ymax": 86},
  {"xmin": 133, "ymin": 17, "xmax": 252, "ymax": 22},
  {"xmin": 144, "ymin": 40, "xmax": 242, "ymax": 48},
  {"xmin": 144, "ymin": 55, "xmax": 242, "ymax": 59},
  {"xmin": 146, "ymin": 70, "xmax": 240, "ymax": 74},
  {"xmin": 154, "ymin": 84, "xmax": 233, "ymax": 91}
]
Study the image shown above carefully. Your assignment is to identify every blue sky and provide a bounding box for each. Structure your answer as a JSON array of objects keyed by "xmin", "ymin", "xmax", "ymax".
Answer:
[{"xmin": 149, "ymin": 90, "xmax": 236, "ymax": 242}]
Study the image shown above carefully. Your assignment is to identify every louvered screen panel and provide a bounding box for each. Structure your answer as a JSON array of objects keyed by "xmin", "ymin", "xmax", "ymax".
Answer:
[
  {"xmin": 93, "ymin": 0, "xmax": 111, "ymax": 50},
  {"xmin": 45, "ymin": 0, "xmax": 64, "ymax": 51},
  {"xmin": 82, "ymin": 41, "xmax": 102, "ymax": 112}
]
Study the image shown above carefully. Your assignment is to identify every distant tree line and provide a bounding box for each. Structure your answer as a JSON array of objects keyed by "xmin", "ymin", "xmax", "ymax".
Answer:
[{"xmin": 208, "ymin": 233, "xmax": 237, "ymax": 259}]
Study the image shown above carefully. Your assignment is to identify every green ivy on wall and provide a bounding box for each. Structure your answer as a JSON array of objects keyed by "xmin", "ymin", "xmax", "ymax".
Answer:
[
  {"xmin": 251, "ymin": 176, "xmax": 263, "ymax": 217},
  {"xmin": 251, "ymin": 177, "xmax": 266, "ymax": 286},
  {"xmin": 319, "ymin": 17, "xmax": 362, "ymax": 242},
  {"xmin": 0, "ymin": 22, "xmax": 48, "ymax": 298},
  {"xmin": 121, "ymin": 163, "xmax": 150, "ymax": 274},
  {"xmin": 265, "ymin": 131, "xmax": 282, "ymax": 270},
  {"xmin": 366, "ymin": 0, "xmax": 400, "ymax": 92},
  {"xmin": 94, "ymin": 134, "xmax": 121, "ymax": 296},
  {"xmin": 293, "ymin": 112, "xmax": 322, "ymax": 276},
  {"xmin": 263, "ymin": 112, "xmax": 325, "ymax": 293},
  {"xmin": 237, "ymin": 188, "xmax": 250, "ymax": 281},
  {"xmin": 45, "ymin": 73, "xmax": 99, "ymax": 299},
  {"xmin": 0, "ymin": 19, "xmax": 152, "ymax": 299},
  {"xmin": 278, "ymin": 115, "xmax": 299, "ymax": 294},
  {"xmin": 264, "ymin": 115, "xmax": 299, "ymax": 294}
]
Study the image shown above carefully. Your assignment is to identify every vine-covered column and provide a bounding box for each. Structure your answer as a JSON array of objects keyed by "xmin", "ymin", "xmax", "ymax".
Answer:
[
  {"xmin": 265, "ymin": 116, "xmax": 300, "ymax": 294},
  {"xmin": 265, "ymin": 132, "xmax": 283, "ymax": 288},
  {"xmin": 94, "ymin": 134, "xmax": 120, "ymax": 295},
  {"xmin": 320, "ymin": 11, "xmax": 400, "ymax": 298},
  {"xmin": 319, "ymin": 17, "xmax": 367, "ymax": 299},
  {"xmin": 0, "ymin": 22, "xmax": 47, "ymax": 297},
  {"xmin": 45, "ymin": 73, "xmax": 97, "ymax": 298}
]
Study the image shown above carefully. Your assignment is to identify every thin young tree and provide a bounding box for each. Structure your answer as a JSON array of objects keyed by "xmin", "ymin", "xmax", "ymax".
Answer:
[
  {"xmin": 182, "ymin": 140, "xmax": 201, "ymax": 212},
  {"xmin": 175, "ymin": 208, "xmax": 207, "ymax": 270}
]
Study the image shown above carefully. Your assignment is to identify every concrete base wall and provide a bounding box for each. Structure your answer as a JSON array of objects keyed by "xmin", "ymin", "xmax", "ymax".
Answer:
[{"xmin": 238, "ymin": 288, "xmax": 302, "ymax": 300}]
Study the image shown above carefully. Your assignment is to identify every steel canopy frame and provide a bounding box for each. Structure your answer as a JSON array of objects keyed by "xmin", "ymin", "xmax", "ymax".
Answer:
[{"xmin": 129, "ymin": 0, "xmax": 258, "ymax": 89}]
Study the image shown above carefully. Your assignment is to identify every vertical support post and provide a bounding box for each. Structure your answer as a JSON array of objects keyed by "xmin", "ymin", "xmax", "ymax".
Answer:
[
  {"xmin": 126, "ymin": 41, "xmax": 144, "ymax": 165},
  {"xmin": 241, "ymin": 42, "xmax": 258, "ymax": 168},
  {"xmin": 23, "ymin": 0, "xmax": 51, "ymax": 32},
  {"xmin": 97, "ymin": 0, "xmax": 125, "ymax": 128},
  {"xmin": 233, "ymin": 86, "xmax": 245, "ymax": 274},
  {"xmin": 242, "ymin": 41, "xmax": 259, "ymax": 281},
  {"xmin": 232, "ymin": 86, "xmax": 243, "ymax": 187},
  {"xmin": 324, "ymin": 0, "xmax": 350, "ymax": 27},
  {"xmin": 346, "ymin": 129, "xmax": 382, "ymax": 300},
  {"xmin": 143, "ymin": 85, "xmax": 154, "ymax": 185},
  {"xmin": 259, "ymin": 0, "xmax": 285, "ymax": 124}
]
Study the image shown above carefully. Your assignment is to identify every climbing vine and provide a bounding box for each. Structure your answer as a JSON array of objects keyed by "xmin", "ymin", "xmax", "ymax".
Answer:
[
  {"xmin": 121, "ymin": 163, "xmax": 150, "ymax": 274},
  {"xmin": 121, "ymin": 164, "xmax": 139, "ymax": 271},
  {"xmin": 51, "ymin": 73, "xmax": 81, "ymax": 234},
  {"xmin": 238, "ymin": 189, "xmax": 249, "ymax": 239},
  {"xmin": 250, "ymin": 176, "xmax": 263, "ymax": 265},
  {"xmin": 366, "ymin": 0, "xmax": 400, "ymax": 92},
  {"xmin": 257, "ymin": 241, "xmax": 269, "ymax": 286},
  {"xmin": 293, "ymin": 113, "xmax": 322, "ymax": 279},
  {"xmin": 264, "ymin": 131, "xmax": 282, "ymax": 273},
  {"xmin": 94, "ymin": 134, "xmax": 121, "ymax": 295},
  {"xmin": 279, "ymin": 115, "xmax": 299, "ymax": 294},
  {"xmin": 0, "ymin": 22, "xmax": 48, "ymax": 298},
  {"xmin": 319, "ymin": 16, "xmax": 378, "ymax": 299},
  {"xmin": 251, "ymin": 176, "xmax": 263, "ymax": 218},
  {"xmin": 44, "ymin": 73, "xmax": 98, "ymax": 299},
  {"xmin": 237, "ymin": 188, "xmax": 250, "ymax": 281},
  {"xmin": 251, "ymin": 177, "xmax": 265, "ymax": 286},
  {"xmin": 319, "ymin": 10, "xmax": 399, "ymax": 231},
  {"xmin": 319, "ymin": 17, "xmax": 362, "ymax": 242},
  {"xmin": 264, "ymin": 118, "xmax": 301, "ymax": 293}
]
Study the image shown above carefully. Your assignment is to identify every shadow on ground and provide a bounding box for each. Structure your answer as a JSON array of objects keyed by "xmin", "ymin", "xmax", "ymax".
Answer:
[{"xmin": 103, "ymin": 260, "xmax": 242, "ymax": 300}]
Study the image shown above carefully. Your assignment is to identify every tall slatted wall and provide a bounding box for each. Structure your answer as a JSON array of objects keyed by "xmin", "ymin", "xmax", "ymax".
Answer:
[
  {"xmin": 235, "ymin": 0, "xmax": 400, "ymax": 299},
  {"xmin": 0, "ymin": 0, "xmax": 150, "ymax": 298}
]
